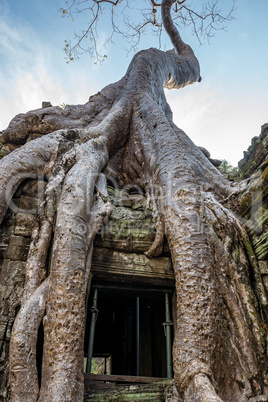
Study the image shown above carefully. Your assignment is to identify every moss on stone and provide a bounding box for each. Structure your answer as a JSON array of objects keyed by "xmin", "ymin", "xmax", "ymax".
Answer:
[
  {"xmin": 261, "ymin": 166, "xmax": 268, "ymax": 184},
  {"xmin": 0, "ymin": 149, "xmax": 10, "ymax": 159},
  {"xmin": 84, "ymin": 380, "xmax": 170, "ymax": 401},
  {"xmin": 231, "ymin": 247, "xmax": 240, "ymax": 264}
]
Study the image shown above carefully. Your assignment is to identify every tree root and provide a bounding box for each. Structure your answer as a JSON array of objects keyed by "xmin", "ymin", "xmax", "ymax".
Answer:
[
  {"xmin": 0, "ymin": 25, "xmax": 266, "ymax": 400},
  {"xmin": 8, "ymin": 169, "xmax": 112, "ymax": 402},
  {"xmin": 184, "ymin": 374, "xmax": 223, "ymax": 402},
  {"xmin": 144, "ymin": 179, "xmax": 165, "ymax": 257},
  {"xmin": 0, "ymin": 129, "xmax": 78, "ymax": 223},
  {"xmin": 0, "ymin": 77, "xmax": 126, "ymax": 145},
  {"xmin": 129, "ymin": 93, "xmax": 267, "ymax": 399},
  {"xmin": 145, "ymin": 215, "xmax": 164, "ymax": 257},
  {"xmin": 10, "ymin": 279, "xmax": 49, "ymax": 402},
  {"xmin": 84, "ymin": 173, "xmax": 113, "ymax": 290},
  {"xmin": 22, "ymin": 219, "xmax": 52, "ymax": 303},
  {"xmin": 38, "ymin": 140, "xmax": 112, "ymax": 400}
]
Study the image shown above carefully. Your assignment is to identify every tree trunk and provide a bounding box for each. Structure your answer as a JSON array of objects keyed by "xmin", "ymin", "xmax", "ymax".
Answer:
[{"xmin": 0, "ymin": 1, "xmax": 267, "ymax": 400}]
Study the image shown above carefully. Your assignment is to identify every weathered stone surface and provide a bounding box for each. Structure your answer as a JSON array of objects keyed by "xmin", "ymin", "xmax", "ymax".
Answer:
[
  {"xmin": 95, "ymin": 186, "xmax": 170, "ymax": 255},
  {"xmin": 0, "ymin": 180, "xmax": 39, "ymax": 399},
  {"xmin": 84, "ymin": 380, "xmax": 171, "ymax": 401},
  {"xmin": 260, "ymin": 260, "xmax": 268, "ymax": 275},
  {"xmin": 19, "ymin": 195, "xmax": 40, "ymax": 212},
  {"xmin": 14, "ymin": 179, "xmax": 46, "ymax": 198},
  {"xmin": 1, "ymin": 143, "xmax": 20, "ymax": 153},
  {"xmin": 42, "ymin": 101, "xmax": 52, "ymax": 108},
  {"xmin": 0, "ymin": 259, "xmax": 26, "ymax": 398},
  {"xmin": 0, "ymin": 177, "xmax": 169, "ymax": 399},
  {"xmin": 0, "ymin": 143, "xmax": 21, "ymax": 160},
  {"xmin": 0, "ymin": 40, "xmax": 267, "ymax": 399},
  {"xmin": 14, "ymin": 213, "xmax": 38, "ymax": 237},
  {"xmin": 263, "ymin": 275, "xmax": 268, "ymax": 294},
  {"xmin": 252, "ymin": 231, "xmax": 268, "ymax": 261},
  {"xmin": 0, "ymin": 148, "xmax": 9, "ymax": 160},
  {"xmin": 91, "ymin": 247, "xmax": 174, "ymax": 286},
  {"xmin": 198, "ymin": 146, "xmax": 211, "ymax": 158},
  {"xmin": 237, "ymin": 132, "xmax": 268, "ymax": 305},
  {"xmin": 238, "ymin": 162, "xmax": 268, "ymax": 268},
  {"xmin": 26, "ymin": 133, "xmax": 45, "ymax": 142},
  {"xmin": 0, "ymin": 260, "xmax": 26, "ymax": 312},
  {"xmin": 249, "ymin": 396, "xmax": 268, "ymax": 402},
  {"xmin": 238, "ymin": 123, "xmax": 268, "ymax": 178},
  {"xmin": 209, "ymin": 158, "xmax": 222, "ymax": 167},
  {"xmin": 5, "ymin": 235, "xmax": 30, "ymax": 261},
  {"xmin": 0, "ymin": 213, "xmax": 15, "ymax": 262},
  {"xmin": 95, "ymin": 206, "xmax": 156, "ymax": 253}
]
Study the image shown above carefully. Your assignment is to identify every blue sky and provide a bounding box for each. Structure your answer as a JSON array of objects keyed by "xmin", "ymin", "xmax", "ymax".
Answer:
[{"xmin": 0, "ymin": 0, "xmax": 267, "ymax": 166}]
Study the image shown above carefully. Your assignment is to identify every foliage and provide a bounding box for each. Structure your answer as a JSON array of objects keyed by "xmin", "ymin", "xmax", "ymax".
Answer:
[{"xmin": 219, "ymin": 159, "xmax": 239, "ymax": 176}]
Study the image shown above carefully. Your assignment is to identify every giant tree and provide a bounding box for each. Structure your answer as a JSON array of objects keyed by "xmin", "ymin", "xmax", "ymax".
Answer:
[{"xmin": 0, "ymin": 0, "xmax": 267, "ymax": 400}]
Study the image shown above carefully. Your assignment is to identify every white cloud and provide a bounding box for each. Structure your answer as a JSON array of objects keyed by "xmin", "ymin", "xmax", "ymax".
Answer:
[
  {"xmin": 165, "ymin": 83, "xmax": 267, "ymax": 166},
  {"xmin": 0, "ymin": 8, "xmax": 101, "ymax": 131},
  {"xmin": 1, "ymin": 0, "xmax": 266, "ymax": 168}
]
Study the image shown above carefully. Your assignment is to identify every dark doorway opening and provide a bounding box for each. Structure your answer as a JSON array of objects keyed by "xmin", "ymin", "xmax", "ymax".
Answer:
[{"xmin": 84, "ymin": 287, "xmax": 173, "ymax": 379}]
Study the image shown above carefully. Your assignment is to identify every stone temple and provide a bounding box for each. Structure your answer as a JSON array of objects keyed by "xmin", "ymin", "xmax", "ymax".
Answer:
[{"xmin": 0, "ymin": 118, "xmax": 268, "ymax": 400}]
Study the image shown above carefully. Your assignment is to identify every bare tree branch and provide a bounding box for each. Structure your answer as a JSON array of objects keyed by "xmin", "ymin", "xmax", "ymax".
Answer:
[{"xmin": 59, "ymin": 0, "xmax": 236, "ymax": 62}]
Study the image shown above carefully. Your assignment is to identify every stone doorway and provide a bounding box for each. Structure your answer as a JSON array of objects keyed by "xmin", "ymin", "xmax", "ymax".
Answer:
[{"xmin": 84, "ymin": 286, "xmax": 173, "ymax": 379}]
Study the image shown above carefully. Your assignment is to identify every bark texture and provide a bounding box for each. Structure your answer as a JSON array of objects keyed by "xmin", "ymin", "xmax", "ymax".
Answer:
[{"xmin": 0, "ymin": 0, "xmax": 267, "ymax": 400}]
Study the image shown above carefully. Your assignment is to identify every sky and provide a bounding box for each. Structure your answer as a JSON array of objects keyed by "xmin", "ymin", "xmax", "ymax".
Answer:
[{"xmin": 0, "ymin": 0, "xmax": 267, "ymax": 166}]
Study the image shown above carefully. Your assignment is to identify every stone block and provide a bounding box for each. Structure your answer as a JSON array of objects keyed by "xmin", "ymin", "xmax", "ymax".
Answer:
[
  {"xmin": 252, "ymin": 231, "xmax": 268, "ymax": 261},
  {"xmin": 0, "ymin": 226, "xmax": 14, "ymax": 260},
  {"xmin": 0, "ymin": 148, "xmax": 10, "ymax": 159},
  {"xmin": 0, "ymin": 143, "xmax": 21, "ymax": 159},
  {"xmin": 84, "ymin": 380, "xmax": 170, "ymax": 401},
  {"xmin": 21, "ymin": 180, "xmax": 46, "ymax": 198},
  {"xmin": 91, "ymin": 247, "xmax": 174, "ymax": 286},
  {"xmin": 260, "ymin": 260, "xmax": 268, "ymax": 275},
  {"xmin": 42, "ymin": 101, "xmax": 52, "ymax": 108},
  {"xmin": 0, "ymin": 259, "xmax": 26, "ymax": 286},
  {"xmin": 262, "ymin": 275, "xmax": 268, "ymax": 295},
  {"xmin": 14, "ymin": 179, "xmax": 46, "ymax": 199},
  {"xmin": 5, "ymin": 236, "xmax": 30, "ymax": 261},
  {"xmin": 0, "ymin": 257, "xmax": 26, "ymax": 380},
  {"xmin": 26, "ymin": 133, "xmax": 44, "ymax": 142},
  {"xmin": 19, "ymin": 195, "xmax": 40, "ymax": 212},
  {"xmin": 1, "ymin": 143, "xmax": 20, "ymax": 153},
  {"xmin": 14, "ymin": 213, "xmax": 37, "ymax": 237},
  {"xmin": 238, "ymin": 126, "xmax": 268, "ymax": 178}
]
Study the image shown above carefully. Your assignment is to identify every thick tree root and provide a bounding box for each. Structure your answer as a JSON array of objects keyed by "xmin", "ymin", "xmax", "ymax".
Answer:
[
  {"xmin": 184, "ymin": 374, "xmax": 223, "ymax": 402},
  {"xmin": 0, "ymin": 11, "xmax": 266, "ymax": 399},
  {"xmin": 145, "ymin": 215, "xmax": 164, "ymax": 257},
  {"xmin": 128, "ymin": 93, "xmax": 267, "ymax": 399},
  {"xmin": 1, "ymin": 100, "xmax": 128, "ymax": 400},
  {"xmin": 22, "ymin": 219, "xmax": 52, "ymax": 303},
  {"xmin": 0, "ymin": 129, "xmax": 79, "ymax": 223},
  {"xmin": 144, "ymin": 180, "xmax": 165, "ymax": 257},
  {"xmin": 10, "ymin": 280, "xmax": 49, "ymax": 402}
]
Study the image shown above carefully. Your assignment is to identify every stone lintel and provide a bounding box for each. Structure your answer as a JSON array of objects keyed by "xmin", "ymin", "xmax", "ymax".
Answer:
[{"xmin": 91, "ymin": 247, "xmax": 174, "ymax": 287}]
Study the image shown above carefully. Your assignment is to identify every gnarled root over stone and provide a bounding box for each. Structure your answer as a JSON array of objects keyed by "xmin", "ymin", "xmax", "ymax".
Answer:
[
  {"xmin": 184, "ymin": 374, "xmax": 223, "ymax": 402},
  {"xmin": 0, "ymin": 3, "xmax": 267, "ymax": 399}
]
